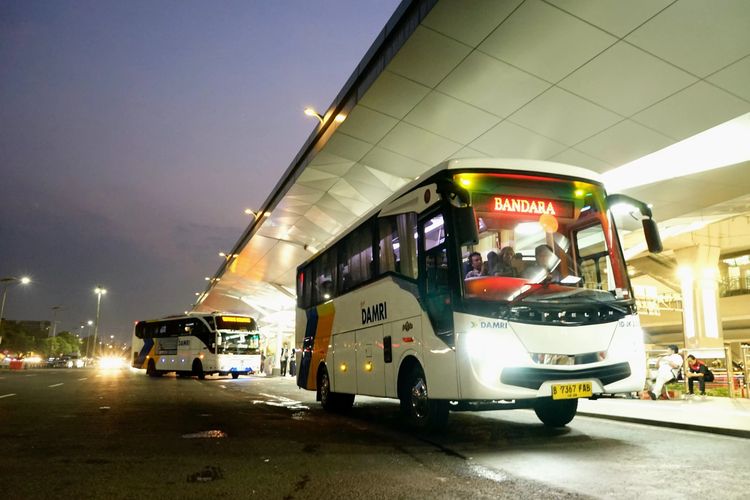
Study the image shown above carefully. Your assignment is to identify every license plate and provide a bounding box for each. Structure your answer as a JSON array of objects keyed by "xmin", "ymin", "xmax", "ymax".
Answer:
[{"xmin": 551, "ymin": 382, "xmax": 593, "ymax": 400}]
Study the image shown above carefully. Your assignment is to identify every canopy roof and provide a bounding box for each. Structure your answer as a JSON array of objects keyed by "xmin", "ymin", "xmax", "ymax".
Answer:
[{"xmin": 196, "ymin": 0, "xmax": 750, "ymax": 331}]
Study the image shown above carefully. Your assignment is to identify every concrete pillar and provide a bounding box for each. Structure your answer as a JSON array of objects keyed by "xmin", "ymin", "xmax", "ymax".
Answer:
[{"xmin": 674, "ymin": 245, "xmax": 725, "ymax": 352}]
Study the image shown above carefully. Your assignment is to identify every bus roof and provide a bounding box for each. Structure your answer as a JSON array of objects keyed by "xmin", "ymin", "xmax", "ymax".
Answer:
[
  {"xmin": 294, "ymin": 158, "xmax": 603, "ymax": 267},
  {"xmin": 138, "ymin": 312, "xmax": 254, "ymax": 324}
]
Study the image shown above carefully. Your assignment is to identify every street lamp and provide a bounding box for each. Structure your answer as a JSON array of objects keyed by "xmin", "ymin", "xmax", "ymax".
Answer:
[
  {"xmin": 303, "ymin": 107, "xmax": 324, "ymax": 123},
  {"xmin": 304, "ymin": 107, "xmax": 346, "ymax": 125},
  {"xmin": 93, "ymin": 286, "xmax": 107, "ymax": 357},
  {"xmin": 0, "ymin": 276, "xmax": 31, "ymax": 336}
]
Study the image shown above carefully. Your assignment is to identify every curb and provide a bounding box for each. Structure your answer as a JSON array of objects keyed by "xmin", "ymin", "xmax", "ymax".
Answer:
[{"xmin": 578, "ymin": 411, "xmax": 750, "ymax": 439}]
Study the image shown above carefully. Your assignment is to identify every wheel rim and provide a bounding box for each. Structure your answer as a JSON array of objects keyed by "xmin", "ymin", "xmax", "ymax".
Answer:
[
  {"xmin": 321, "ymin": 371, "xmax": 330, "ymax": 405},
  {"xmin": 410, "ymin": 377, "xmax": 428, "ymax": 419}
]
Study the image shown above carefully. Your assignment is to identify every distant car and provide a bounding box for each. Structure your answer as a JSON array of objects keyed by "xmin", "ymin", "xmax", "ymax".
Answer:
[
  {"xmin": 48, "ymin": 355, "xmax": 84, "ymax": 368},
  {"xmin": 66, "ymin": 356, "xmax": 85, "ymax": 368}
]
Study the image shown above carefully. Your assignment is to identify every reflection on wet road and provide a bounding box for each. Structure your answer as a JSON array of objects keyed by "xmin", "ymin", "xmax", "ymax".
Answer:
[{"xmin": 1, "ymin": 368, "xmax": 746, "ymax": 499}]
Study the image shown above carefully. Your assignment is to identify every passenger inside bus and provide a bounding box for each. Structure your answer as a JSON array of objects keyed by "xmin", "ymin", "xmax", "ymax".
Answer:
[
  {"xmin": 522, "ymin": 244, "xmax": 561, "ymax": 282},
  {"xmin": 482, "ymin": 251, "xmax": 498, "ymax": 276},
  {"xmin": 494, "ymin": 246, "xmax": 518, "ymax": 277},
  {"xmin": 465, "ymin": 251, "xmax": 484, "ymax": 279}
]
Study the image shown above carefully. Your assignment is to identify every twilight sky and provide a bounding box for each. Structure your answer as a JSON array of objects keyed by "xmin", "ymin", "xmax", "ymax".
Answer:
[{"xmin": 0, "ymin": 0, "xmax": 402, "ymax": 343}]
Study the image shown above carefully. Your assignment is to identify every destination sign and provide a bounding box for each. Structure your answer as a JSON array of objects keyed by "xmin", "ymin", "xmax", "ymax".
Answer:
[{"xmin": 473, "ymin": 194, "xmax": 573, "ymax": 218}]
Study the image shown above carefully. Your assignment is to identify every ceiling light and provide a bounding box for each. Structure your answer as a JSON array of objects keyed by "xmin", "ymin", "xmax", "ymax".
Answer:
[{"xmin": 603, "ymin": 112, "xmax": 750, "ymax": 191}]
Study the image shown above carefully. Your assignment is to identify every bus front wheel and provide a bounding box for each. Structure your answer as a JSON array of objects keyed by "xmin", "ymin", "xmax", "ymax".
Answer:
[
  {"xmin": 534, "ymin": 397, "xmax": 578, "ymax": 427},
  {"xmin": 192, "ymin": 359, "xmax": 206, "ymax": 380},
  {"xmin": 231, "ymin": 372, "xmax": 240, "ymax": 379},
  {"xmin": 319, "ymin": 365, "xmax": 354, "ymax": 412},
  {"xmin": 400, "ymin": 364, "xmax": 448, "ymax": 431},
  {"xmin": 146, "ymin": 360, "xmax": 161, "ymax": 377}
]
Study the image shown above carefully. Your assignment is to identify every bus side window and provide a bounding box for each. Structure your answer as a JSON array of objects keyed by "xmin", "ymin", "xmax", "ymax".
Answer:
[
  {"xmin": 378, "ymin": 213, "xmax": 417, "ymax": 279},
  {"xmin": 313, "ymin": 250, "xmax": 336, "ymax": 304},
  {"xmin": 338, "ymin": 222, "xmax": 373, "ymax": 292},
  {"xmin": 423, "ymin": 213, "xmax": 448, "ymax": 293},
  {"xmin": 298, "ymin": 265, "xmax": 313, "ymax": 309}
]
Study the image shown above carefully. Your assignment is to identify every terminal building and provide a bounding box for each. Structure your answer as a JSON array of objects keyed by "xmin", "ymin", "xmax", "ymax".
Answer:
[{"xmin": 194, "ymin": 0, "xmax": 750, "ymax": 392}]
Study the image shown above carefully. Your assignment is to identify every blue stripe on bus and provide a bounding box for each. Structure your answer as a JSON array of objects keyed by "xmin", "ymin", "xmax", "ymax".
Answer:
[
  {"xmin": 296, "ymin": 307, "xmax": 318, "ymax": 389},
  {"xmin": 135, "ymin": 338, "xmax": 154, "ymax": 368}
]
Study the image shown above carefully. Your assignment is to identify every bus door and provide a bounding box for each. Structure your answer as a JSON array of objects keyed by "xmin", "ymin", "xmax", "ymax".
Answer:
[
  {"xmin": 420, "ymin": 211, "xmax": 453, "ymax": 336},
  {"xmin": 355, "ymin": 324, "xmax": 386, "ymax": 397}
]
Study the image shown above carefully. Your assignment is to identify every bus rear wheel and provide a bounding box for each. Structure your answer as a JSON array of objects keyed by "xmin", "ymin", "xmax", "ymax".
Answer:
[
  {"xmin": 192, "ymin": 359, "xmax": 206, "ymax": 380},
  {"xmin": 534, "ymin": 397, "xmax": 578, "ymax": 427},
  {"xmin": 231, "ymin": 372, "xmax": 240, "ymax": 379},
  {"xmin": 400, "ymin": 363, "xmax": 448, "ymax": 431},
  {"xmin": 146, "ymin": 360, "xmax": 161, "ymax": 377},
  {"xmin": 319, "ymin": 365, "xmax": 354, "ymax": 412}
]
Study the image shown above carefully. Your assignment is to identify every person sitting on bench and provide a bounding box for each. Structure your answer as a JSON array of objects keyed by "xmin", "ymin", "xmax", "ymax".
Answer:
[
  {"xmin": 649, "ymin": 345, "xmax": 683, "ymax": 400},
  {"xmin": 686, "ymin": 354, "xmax": 714, "ymax": 396}
]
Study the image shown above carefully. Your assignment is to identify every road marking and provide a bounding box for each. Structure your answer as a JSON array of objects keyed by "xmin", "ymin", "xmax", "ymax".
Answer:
[
  {"xmin": 0, "ymin": 393, "xmax": 16, "ymax": 399},
  {"xmin": 78, "ymin": 377, "xmax": 88, "ymax": 381},
  {"xmin": 257, "ymin": 392, "xmax": 309, "ymax": 410},
  {"xmin": 24, "ymin": 374, "xmax": 36, "ymax": 377},
  {"xmin": 48, "ymin": 383, "xmax": 64, "ymax": 388},
  {"xmin": 219, "ymin": 385, "xmax": 227, "ymax": 389}
]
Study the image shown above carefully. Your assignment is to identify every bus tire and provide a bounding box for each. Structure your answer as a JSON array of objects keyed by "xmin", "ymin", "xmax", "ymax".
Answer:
[
  {"xmin": 318, "ymin": 365, "xmax": 354, "ymax": 413},
  {"xmin": 534, "ymin": 397, "xmax": 578, "ymax": 427},
  {"xmin": 192, "ymin": 359, "xmax": 206, "ymax": 380},
  {"xmin": 146, "ymin": 360, "xmax": 161, "ymax": 377},
  {"xmin": 400, "ymin": 363, "xmax": 448, "ymax": 431},
  {"xmin": 231, "ymin": 372, "xmax": 240, "ymax": 379}
]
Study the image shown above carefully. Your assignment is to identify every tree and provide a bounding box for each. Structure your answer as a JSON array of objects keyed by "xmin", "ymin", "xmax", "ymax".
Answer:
[
  {"xmin": 0, "ymin": 322, "xmax": 36, "ymax": 357},
  {"xmin": 38, "ymin": 331, "xmax": 82, "ymax": 357}
]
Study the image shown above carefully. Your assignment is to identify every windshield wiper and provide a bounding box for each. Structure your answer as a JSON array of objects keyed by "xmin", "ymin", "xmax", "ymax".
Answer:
[{"xmin": 528, "ymin": 294, "xmax": 631, "ymax": 315}]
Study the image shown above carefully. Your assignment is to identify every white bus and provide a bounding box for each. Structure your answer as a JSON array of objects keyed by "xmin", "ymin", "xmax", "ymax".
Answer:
[
  {"xmin": 132, "ymin": 313, "xmax": 261, "ymax": 379},
  {"xmin": 295, "ymin": 159, "xmax": 662, "ymax": 429}
]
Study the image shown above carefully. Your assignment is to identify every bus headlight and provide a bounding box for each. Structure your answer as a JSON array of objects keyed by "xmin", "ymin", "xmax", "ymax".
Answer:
[{"xmin": 463, "ymin": 329, "xmax": 529, "ymax": 384}]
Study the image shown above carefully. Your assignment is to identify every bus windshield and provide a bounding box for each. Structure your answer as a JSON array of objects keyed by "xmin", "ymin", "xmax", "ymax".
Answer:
[
  {"xmin": 456, "ymin": 172, "xmax": 630, "ymax": 309},
  {"xmin": 217, "ymin": 331, "xmax": 261, "ymax": 355}
]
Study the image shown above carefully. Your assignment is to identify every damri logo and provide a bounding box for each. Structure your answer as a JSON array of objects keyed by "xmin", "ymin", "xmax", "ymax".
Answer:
[
  {"xmin": 480, "ymin": 320, "xmax": 508, "ymax": 329},
  {"xmin": 362, "ymin": 301, "xmax": 388, "ymax": 325}
]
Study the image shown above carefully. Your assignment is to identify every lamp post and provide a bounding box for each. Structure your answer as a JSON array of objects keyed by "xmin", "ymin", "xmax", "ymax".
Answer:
[
  {"xmin": 0, "ymin": 276, "xmax": 31, "ymax": 337},
  {"xmin": 85, "ymin": 320, "xmax": 94, "ymax": 358},
  {"xmin": 50, "ymin": 305, "xmax": 63, "ymax": 337},
  {"xmin": 93, "ymin": 286, "xmax": 107, "ymax": 358}
]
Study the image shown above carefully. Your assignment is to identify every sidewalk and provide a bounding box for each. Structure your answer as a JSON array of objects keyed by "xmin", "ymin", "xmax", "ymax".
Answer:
[{"xmin": 578, "ymin": 396, "xmax": 750, "ymax": 438}]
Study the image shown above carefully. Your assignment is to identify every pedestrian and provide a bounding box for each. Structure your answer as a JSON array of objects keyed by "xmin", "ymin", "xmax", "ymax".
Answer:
[
  {"xmin": 289, "ymin": 348, "xmax": 297, "ymax": 377},
  {"xmin": 649, "ymin": 345, "xmax": 683, "ymax": 400},
  {"xmin": 686, "ymin": 354, "xmax": 714, "ymax": 396},
  {"xmin": 279, "ymin": 345, "xmax": 289, "ymax": 376}
]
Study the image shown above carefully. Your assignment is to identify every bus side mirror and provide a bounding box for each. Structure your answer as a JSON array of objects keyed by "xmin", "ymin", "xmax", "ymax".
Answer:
[
  {"xmin": 454, "ymin": 206, "xmax": 479, "ymax": 246},
  {"xmin": 642, "ymin": 218, "xmax": 663, "ymax": 254},
  {"xmin": 607, "ymin": 193, "xmax": 662, "ymax": 254}
]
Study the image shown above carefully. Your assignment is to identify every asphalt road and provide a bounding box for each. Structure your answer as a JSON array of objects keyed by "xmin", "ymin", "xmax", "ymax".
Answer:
[{"xmin": 0, "ymin": 368, "xmax": 746, "ymax": 499}]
